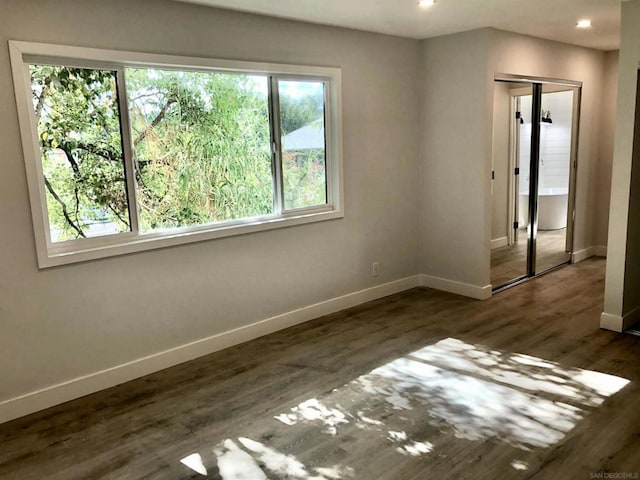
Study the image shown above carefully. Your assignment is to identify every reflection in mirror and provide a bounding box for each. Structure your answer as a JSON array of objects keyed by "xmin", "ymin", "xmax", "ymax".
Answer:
[
  {"xmin": 179, "ymin": 338, "xmax": 629, "ymax": 478},
  {"xmin": 534, "ymin": 85, "xmax": 576, "ymax": 273},
  {"xmin": 491, "ymin": 81, "xmax": 533, "ymax": 287},
  {"xmin": 491, "ymin": 79, "xmax": 578, "ymax": 290}
]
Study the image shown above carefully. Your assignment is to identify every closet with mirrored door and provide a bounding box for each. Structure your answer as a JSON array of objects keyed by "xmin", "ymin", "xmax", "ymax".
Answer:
[{"xmin": 490, "ymin": 75, "xmax": 580, "ymax": 291}]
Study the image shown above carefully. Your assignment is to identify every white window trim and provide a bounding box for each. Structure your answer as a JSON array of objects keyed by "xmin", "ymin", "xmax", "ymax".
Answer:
[{"xmin": 9, "ymin": 41, "xmax": 344, "ymax": 268}]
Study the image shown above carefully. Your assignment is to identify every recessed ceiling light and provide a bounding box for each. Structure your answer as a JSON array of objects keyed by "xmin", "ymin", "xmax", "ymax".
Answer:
[
  {"xmin": 576, "ymin": 19, "xmax": 592, "ymax": 29},
  {"xmin": 418, "ymin": 0, "xmax": 436, "ymax": 7}
]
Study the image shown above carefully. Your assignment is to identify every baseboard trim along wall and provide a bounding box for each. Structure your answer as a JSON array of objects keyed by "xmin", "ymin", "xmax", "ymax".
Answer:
[
  {"xmin": 600, "ymin": 312, "xmax": 623, "ymax": 332},
  {"xmin": 600, "ymin": 304, "xmax": 640, "ymax": 333},
  {"xmin": 572, "ymin": 246, "xmax": 608, "ymax": 263},
  {"xmin": 419, "ymin": 274, "xmax": 492, "ymax": 300},
  {"xmin": 491, "ymin": 237, "xmax": 508, "ymax": 249},
  {"xmin": 0, "ymin": 275, "xmax": 421, "ymax": 425}
]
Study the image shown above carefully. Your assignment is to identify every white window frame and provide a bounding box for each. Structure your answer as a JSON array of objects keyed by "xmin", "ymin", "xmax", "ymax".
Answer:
[{"xmin": 9, "ymin": 41, "xmax": 344, "ymax": 268}]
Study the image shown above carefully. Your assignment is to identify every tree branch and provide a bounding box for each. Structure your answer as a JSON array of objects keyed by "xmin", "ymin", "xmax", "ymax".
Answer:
[
  {"xmin": 74, "ymin": 182, "xmax": 81, "ymax": 228},
  {"xmin": 107, "ymin": 204, "xmax": 128, "ymax": 227},
  {"xmin": 129, "ymin": 91, "xmax": 163, "ymax": 102},
  {"xmin": 58, "ymin": 145, "xmax": 80, "ymax": 175},
  {"xmin": 43, "ymin": 176, "xmax": 86, "ymax": 238},
  {"xmin": 134, "ymin": 96, "xmax": 176, "ymax": 147},
  {"xmin": 68, "ymin": 142, "xmax": 122, "ymax": 164},
  {"xmin": 41, "ymin": 139, "xmax": 122, "ymax": 167},
  {"xmin": 35, "ymin": 85, "xmax": 48, "ymax": 120}
]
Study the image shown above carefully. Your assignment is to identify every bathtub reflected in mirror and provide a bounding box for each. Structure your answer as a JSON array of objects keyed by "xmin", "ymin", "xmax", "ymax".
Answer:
[{"xmin": 533, "ymin": 188, "xmax": 572, "ymax": 272}]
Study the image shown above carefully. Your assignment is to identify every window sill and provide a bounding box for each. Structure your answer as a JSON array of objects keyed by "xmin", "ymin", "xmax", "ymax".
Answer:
[{"xmin": 39, "ymin": 208, "xmax": 344, "ymax": 268}]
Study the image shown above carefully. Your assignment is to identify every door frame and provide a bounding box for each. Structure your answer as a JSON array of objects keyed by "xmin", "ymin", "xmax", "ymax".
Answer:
[{"xmin": 507, "ymin": 94, "xmax": 519, "ymax": 246}]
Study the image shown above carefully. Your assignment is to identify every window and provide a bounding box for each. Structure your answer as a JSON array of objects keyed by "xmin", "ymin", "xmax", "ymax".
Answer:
[
  {"xmin": 30, "ymin": 65, "xmax": 131, "ymax": 242},
  {"xmin": 10, "ymin": 42, "xmax": 343, "ymax": 267},
  {"xmin": 125, "ymin": 68, "xmax": 274, "ymax": 232},
  {"xmin": 279, "ymin": 79, "xmax": 327, "ymax": 210}
]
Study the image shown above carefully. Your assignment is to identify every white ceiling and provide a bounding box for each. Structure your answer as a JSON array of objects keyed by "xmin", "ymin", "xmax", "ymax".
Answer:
[{"xmin": 176, "ymin": 0, "xmax": 624, "ymax": 51}]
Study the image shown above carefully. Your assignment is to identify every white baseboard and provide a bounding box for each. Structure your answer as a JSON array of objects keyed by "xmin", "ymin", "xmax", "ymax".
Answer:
[
  {"xmin": 491, "ymin": 237, "xmax": 508, "ymax": 250},
  {"xmin": 572, "ymin": 247, "xmax": 596, "ymax": 263},
  {"xmin": 572, "ymin": 246, "xmax": 607, "ymax": 263},
  {"xmin": 600, "ymin": 304, "xmax": 640, "ymax": 332},
  {"xmin": 600, "ymin": 312, "xmax": 623, "ymax": 332},
  {"xmin": 0, "ymin": 275, "xmax": 420, "ymax": 425},
  {"xmin": 419, "ymin": 274, "xmax": 492, "ymax": 300}
]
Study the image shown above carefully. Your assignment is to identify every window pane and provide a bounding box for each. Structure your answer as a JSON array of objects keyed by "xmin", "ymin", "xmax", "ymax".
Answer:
[
  {"xmin": 29, "ymin": 65, "xmax": 130, "ymax": 242},
  {"xmin": 279, "ymin": 80, "xmax": 327, "ymax": 210},
  {"xmin": 125, "ymin": 68, "xmax": 273, "ymax": 232}
]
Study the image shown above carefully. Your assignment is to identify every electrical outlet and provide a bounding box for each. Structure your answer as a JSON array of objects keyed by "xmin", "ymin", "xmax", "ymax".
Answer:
[{"xmin": 372, "ymin": 262, "xmax": 380, "ymax": 277}]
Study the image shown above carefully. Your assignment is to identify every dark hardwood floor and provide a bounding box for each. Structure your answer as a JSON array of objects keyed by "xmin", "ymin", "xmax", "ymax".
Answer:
[{"xmin": 2, "ymin": 258, "xmax": 640, "ymax": 479}]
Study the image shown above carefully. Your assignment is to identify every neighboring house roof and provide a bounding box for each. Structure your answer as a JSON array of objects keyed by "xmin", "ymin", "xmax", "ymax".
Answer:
[{"xmin": 282, "ymin": 118, "xmax": 324, "ymax": 151}]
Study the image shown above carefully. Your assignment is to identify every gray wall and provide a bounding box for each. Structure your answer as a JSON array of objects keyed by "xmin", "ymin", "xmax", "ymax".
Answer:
[
  {"xmin": 419, "ymin": 28, "xmax": 613, "ymax": 290},
  {"xmin": 595, "ymin": 51, "xmax": 619, "ymax": 248},
  {"xmin": 0, "ymin": 0, "xmax": 421, "ymax": 407},
  {"xmin": 419, "ymin": 29, "xmax": 492, "ymax": 288},
  {"xmin": 618, "ymin": 1, "xmax": 640, "ymax": 317},
  {"xmin": 624, "ymin": 82, "xmax": 640, "ymax": 314},
  {"xmin": 618, "ymin": 0, "xmax": 640, "ymax": 319},
  {"xmin": 603, "ymin": 0, "xmax": 640, "ymax": 330},
  {"xmin": 491, "ymin": 82, "xmax": 511, "ymax": 244}
]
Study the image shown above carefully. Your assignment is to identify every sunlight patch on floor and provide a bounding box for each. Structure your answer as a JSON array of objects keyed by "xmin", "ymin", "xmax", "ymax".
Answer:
[
  {"xmin": 274, "ymin": 398, "xmax": 349, "ymax": 435},
  {"xmin": 360, "ymin": 355, "xmax": 583, "ymax": 448},
  {"xmin": 409, "ymin": 338, "xmax": 629, "ymax": 407},
  {"xmin": 180, "ymin": 453, "xmax": 208, "ymax": 476},
  {"xmin": 182, "ymin": 437, "xmax": 354, "ymax": 479},
  {"xmin": 511, "ymin": 460, "xmax": 529, "ymax": 471},
  {"xmin": 180, "ymin": 337, "xmax": 629, "ymax": 478},
  {"xmin": 396, "ymin": 441, "xmax": 434, "ymax": 457}
]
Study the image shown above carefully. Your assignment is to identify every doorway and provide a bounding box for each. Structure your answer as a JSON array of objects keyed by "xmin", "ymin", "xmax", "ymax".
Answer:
[{"xmin": 490, "ymin": 76, "xmax": 580, "ymax": 291}]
